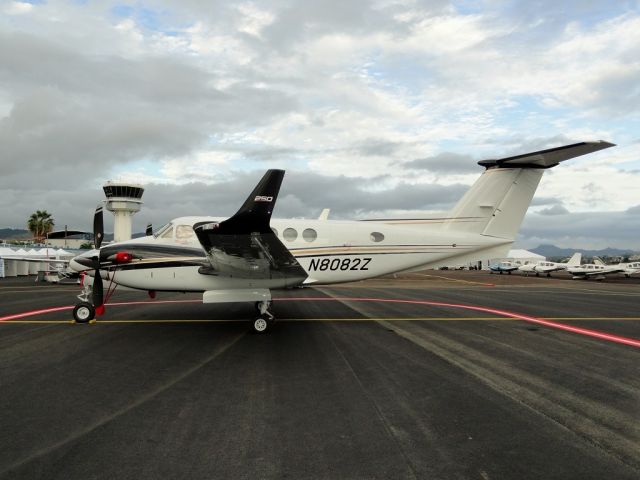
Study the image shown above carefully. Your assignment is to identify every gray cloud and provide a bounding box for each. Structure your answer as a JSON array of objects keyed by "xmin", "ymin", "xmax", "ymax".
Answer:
[
  {"xmin": 626, "ymin": 205, "xmax": 640, "ymax": 215},
  {"xmin": 538, "ymin": 204, "xmax": 570, "ymax": 216},
  {"xmin": 531, "ymin": 197, "xmax": 563, "ymax": 207},
  {"xmin": 518, "ymin": 211, "xmax": 640, "ymax": 250},
  {"xmin": 0, "ymin": 170, "xmax": 467, "ymax": 232},
  {"xmin": 0, "ymin": 30, "xmax": 299, "ymax": 182},
  {"xmin": 404, "ymin": 152, "xmax": 477, "ymax": 174}
]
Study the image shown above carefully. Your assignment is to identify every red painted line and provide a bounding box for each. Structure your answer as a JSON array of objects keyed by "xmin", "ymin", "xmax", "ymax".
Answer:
[
  {"xmin": 0, "ymin": 306, "xmax": 74, "ymax": 322},
  {"xmin": 0, "ymin": 300, "xmax": 200, "ymax": 322},
  {"xmin": 1, "ymin": 296, "xmax": 638, "ymax": 349},
  {"xmin": 277, "ymin": 297, "xmax": 640, "ymax": 349}
]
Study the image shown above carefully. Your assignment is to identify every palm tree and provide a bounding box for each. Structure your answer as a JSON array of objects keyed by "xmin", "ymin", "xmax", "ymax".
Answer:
[{"xmin": 27, "ymin": 210, "xmax": 55, "ymax": 242}]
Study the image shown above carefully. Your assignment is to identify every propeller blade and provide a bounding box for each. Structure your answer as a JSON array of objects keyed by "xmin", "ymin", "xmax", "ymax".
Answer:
[
  {"xmin": 146, "ymin": 223, "xmax": 153, "ymax": 236},
  {"xmin": 94, "ymin": 205, "xmax": 104, "ymax": 249},
  {"xmin": 92, "ymin": 270, "xmax": 104, "ymax": 312}
]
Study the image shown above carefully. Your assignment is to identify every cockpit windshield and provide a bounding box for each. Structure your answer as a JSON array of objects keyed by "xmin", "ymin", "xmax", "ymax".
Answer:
[{"xmin": 154, "ymin": 222, "xmax": 173, "ymax": 239}]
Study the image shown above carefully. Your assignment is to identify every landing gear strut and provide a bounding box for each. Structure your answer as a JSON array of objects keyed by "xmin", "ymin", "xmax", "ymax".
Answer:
[
  {"xmin": 253, "ymin": 300, "xmax": 274, "ymax": 333},
  {"xmin": 73, "ymin": 283, "xmax": 95, "ymax": 324}
]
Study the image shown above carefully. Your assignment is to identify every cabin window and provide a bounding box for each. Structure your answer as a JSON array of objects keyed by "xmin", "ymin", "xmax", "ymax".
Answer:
[
  {"xmin": 283, "ymin": 228, "xmax": 298, "ymax": 242},
  {"xmin": 302, "ymin": 228, "xmax": 317, "ymax": 242},
  {"xmin": 271, "ymin": 227, "xmax": 278, "ymax": 237},
  {"xmin": 370, "ymin": 232, "xmax": 384, "ymax": 243}
]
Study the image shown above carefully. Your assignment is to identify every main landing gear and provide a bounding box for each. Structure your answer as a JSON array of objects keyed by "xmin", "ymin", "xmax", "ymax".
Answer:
[
  {"xmin": 253, "ymin": 300, "xmax": 274, "ymax": 333},
  {"xmin": 73, "ymin": 283, "xmax": 96, "ymax": 323}
]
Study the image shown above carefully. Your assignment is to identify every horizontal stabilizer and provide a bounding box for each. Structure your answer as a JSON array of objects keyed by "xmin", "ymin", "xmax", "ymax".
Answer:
[{"xmin": 478, "ymin": 141, "xmax": 614, "ymax": 169}]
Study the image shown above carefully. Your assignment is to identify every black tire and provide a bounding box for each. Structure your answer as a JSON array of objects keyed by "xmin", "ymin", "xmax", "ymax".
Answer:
[
  {"xmin": 252, "ymin": 316, "xmax": 270, "ymax": 334},
  {"xmin": 73, "ymin": 302, "xmax": 95, "ymax": 323}
]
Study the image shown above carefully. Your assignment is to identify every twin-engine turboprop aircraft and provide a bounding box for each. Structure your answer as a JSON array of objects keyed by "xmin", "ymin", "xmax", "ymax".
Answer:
[{"xmin": 69, "ymin": 141, "xmax": 614, "ymax": 332}]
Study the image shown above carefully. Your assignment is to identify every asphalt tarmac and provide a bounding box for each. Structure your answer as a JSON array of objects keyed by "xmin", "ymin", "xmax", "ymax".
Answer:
[{"xmin": 0, "ymin": 271, "xmax": 639, "ymax": 479}]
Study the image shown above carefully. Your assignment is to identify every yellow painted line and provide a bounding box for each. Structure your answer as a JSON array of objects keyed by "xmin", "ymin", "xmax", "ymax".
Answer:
[
  {"xmin": 3, "ymin": 317, "xmax": 640, "ymax": 325},
  {"xmin": 411, "ymin": 273, "xmax": 494, "ymax": 286}
]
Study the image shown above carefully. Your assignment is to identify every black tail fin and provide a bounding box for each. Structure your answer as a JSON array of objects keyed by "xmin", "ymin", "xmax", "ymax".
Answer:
[{"xmin": 194, "ymin": 169, "xmax": 284, "ymax": 237}]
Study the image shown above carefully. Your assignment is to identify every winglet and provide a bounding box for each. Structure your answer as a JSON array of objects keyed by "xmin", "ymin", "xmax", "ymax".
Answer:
[{"xmin": 194, "ymin": 169, "xmax": 285, "ymax": 237}]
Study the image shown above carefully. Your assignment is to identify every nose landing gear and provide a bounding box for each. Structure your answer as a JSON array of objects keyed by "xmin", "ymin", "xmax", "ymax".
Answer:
[
  {"xmin": 253, "ymin": 300, "xmax": 274, "ymax": 333},
  {"xmin": 73, "ymin": 283, "xmax": 97, "ymax": 323}
]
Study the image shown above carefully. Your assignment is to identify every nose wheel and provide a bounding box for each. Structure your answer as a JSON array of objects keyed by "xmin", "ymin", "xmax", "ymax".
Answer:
[{"xmin": 73, "ymin": 302, "xmax": 96, "ymax": 323}]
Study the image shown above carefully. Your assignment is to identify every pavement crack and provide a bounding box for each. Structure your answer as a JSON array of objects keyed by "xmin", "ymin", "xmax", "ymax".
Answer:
[{"xmin": 322, "ymin": 325, "xmax": 419, "ymax": 480}]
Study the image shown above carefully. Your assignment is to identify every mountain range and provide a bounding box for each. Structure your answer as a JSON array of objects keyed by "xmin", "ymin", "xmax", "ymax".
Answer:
[{"xmin": 529, "ymin": 244, "xmax": 638, "ymax": 258}]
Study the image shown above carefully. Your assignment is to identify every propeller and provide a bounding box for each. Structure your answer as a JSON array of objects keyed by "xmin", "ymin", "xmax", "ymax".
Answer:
[
  {"xmin": 92, "ymin": 205, "xmax": 105, "ymax": 314},
  {"xmin": 94, "ymin": 205, "xmax": 104, "ymax": 249}
]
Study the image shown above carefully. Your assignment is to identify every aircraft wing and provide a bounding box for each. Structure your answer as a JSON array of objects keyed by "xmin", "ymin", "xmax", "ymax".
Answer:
[
  {"xmin": 478, "ymin": 141, "xmax": 614, "ymax": 169},
  {"xmin": 193, "ymin": 170, "xmax": 308, "ymax": 283},
  {"xmin": 0, "ymin": 256, "xmax": 69, "ymax": 264},
  {"xmin": 583, "ymin": 267, "xmax": 625, "ymax": 276}
]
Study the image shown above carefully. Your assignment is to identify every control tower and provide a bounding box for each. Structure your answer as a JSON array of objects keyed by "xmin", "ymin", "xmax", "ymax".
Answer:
[{"xmin": 103, "ymin": 181, "xmax": 145, "ymax": 242}]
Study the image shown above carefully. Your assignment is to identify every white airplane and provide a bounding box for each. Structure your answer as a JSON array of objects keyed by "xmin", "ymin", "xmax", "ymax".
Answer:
[
  {"xmin": 518, "ymin": 252, "xmax": 582, "ymax": 277},
  {"xmin": 488, "ymin": 260, "xmax": 519, "ymax": 274},
  {"xmin": 566, "ymin": 260, "xmax": 626, "ymax": 280},
  {"xmin": 69, "ymin": 141, "xmax": 614, "ymax": 332},
  {"xmin": 620, "ymin": 261, "xmax": 640, "ymax": 277}
]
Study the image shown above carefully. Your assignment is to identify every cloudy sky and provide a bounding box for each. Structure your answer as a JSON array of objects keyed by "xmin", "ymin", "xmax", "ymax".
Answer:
[{"xmin": 1, "ymin": 0, "xmax": 639, "ymax": 249}]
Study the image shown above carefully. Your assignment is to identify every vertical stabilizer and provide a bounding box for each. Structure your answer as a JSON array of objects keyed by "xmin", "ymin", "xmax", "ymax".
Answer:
[
  {"xmin": 566, "ymin": 252, "xmax": 582, "ymax": 267},
  {"xmin": 444, "ymin": 168, "xmax": 543, "ymax": 239},
  {"xmin": 442, "ymin": 141, "xmax": 614, "ymax": 241}
]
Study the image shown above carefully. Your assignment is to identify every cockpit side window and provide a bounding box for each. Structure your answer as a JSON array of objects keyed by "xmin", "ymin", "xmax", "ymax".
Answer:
[{"xmin": 176, "ymin": 225, "xmax": 196, "ymax": 242}]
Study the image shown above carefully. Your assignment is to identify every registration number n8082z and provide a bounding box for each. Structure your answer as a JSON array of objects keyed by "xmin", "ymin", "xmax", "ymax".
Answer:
[{"xmin": 308, "ymin": 257, "xmax": 371, "ymax": 271}]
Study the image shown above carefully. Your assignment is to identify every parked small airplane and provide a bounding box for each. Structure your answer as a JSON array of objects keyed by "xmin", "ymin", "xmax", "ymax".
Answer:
[
  {"xmin": 488, "ymin": 261, "xmax": 519, "ymax": 274},
  {"xmin": 621, "ymin": 261, "xmax": 640, "ymax": 277},
  {"xmin": 68, "ymin": 141, "xmax": 614, "ymax": 332},
  {"xmin": 518, "ymin": 252, "xmax": 582, "ymax": 277},
  {"xmin": 566, "ymin": 261, "xmax": 625, "ymax": 280}
]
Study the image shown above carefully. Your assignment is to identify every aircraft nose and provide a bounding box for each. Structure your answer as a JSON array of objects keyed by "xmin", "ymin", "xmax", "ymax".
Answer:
[{"xmin": 70, "ymin": 250, "xmax": 99, "ymax": 272}]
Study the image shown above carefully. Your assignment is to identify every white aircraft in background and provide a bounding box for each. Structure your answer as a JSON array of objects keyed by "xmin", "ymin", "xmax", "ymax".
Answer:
[
  {"xmin": 566, "ymin": 259, "xmax": 626, "ymax": 280},
  {"xmin": 69, "ymin": 141, "xmax": 614, "ymax": 332},
  {"xmin": 518, "ymin": 252, "xmax": 582, "ymax": 277},
  {"xmin": 488, "ymin": 261, "xmax": 519, "ymax": 274},
  {"xmin": 620, "ymin": 261, "xmax": 640, "ymax": 277}
]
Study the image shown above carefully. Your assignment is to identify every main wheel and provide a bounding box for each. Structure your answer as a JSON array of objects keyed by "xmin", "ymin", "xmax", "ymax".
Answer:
[
  {"xmin": 73, "ymin": 302, "xmax": 95, "ymax": 323},
  {"xmin": 252, "ymin": 316, "xmax": 270, "ymax": 334}
]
